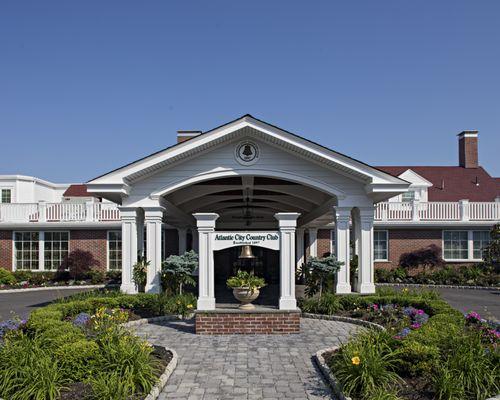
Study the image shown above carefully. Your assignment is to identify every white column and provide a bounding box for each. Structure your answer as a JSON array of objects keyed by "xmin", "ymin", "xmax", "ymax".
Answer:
[
  {"xmin": 85, "ymin": 201, "xmax": 94, "ymax": 222},
  {"xmin": 275, "ymin": 212, "xmax": 300, "ymax": 310},
  {"xmin": 178, "ymin": 227, "xmax": 187, "ymax": 255},
  {"xmin": 194, "ymin": 213, "xmax": 219, "ymax": 310},
  {"xmin": 335, "ymin": 206, "xmax": 352, "ymax": 294},
  {"xmin": 144, "ymin": 207, "xmax": 164, "ymax": 294},
  {"xmin": 308, "ymin": 228, "xmax": 318, "ymax": 257},
  {"xmin": 296, "ymin": 228, "xmax": 305, "ymax": 270},
  {"xmin": 356, "ymin": 207, "xmax": 376, "ymax": 294},
  {"xmin": 191, "ymin": 228, "xmax": 199, "ymax": 253},
  {"xmin": 38, "ymin": 201, "xmax": 47, "ymax": 222},
  {"xmin": 120, "ymin": 207, "xmax": 138, "ymax": 294}
]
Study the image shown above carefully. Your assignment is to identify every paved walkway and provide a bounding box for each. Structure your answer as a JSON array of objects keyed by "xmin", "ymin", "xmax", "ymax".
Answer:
[{"xmin": 135, "ymin": 318, "xmax": 360, "ymax": 400}]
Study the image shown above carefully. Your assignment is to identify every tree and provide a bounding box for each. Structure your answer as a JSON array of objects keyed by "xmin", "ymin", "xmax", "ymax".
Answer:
[
  {"xmin": 399, "ymin": 244, "xmax": 444, "ymax": 273},
  {"xmin": 160, "ymin": 250, "xmax": 198, "ymax": 294},
  {"xmin": 59, "ymin": 249, "xmax": 100, "ymax": 280},
  {"xmin": 305, "ymin": 255, "xmax": 343, "ymax": 297}
]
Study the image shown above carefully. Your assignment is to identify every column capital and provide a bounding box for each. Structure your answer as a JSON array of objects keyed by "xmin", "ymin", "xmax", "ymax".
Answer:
[
  {"xmin": 119, "ymin": 207, "xmax": 138, "ymax": 221},
  {"xmin": 334, "ymin": 206, "xmax": 352, "ymax": 221},
  {"xmin": 144, "ymin": 206, "xmax": 165, "ymax": 221},
  {"xmin": 193, "ymin": 213, "xmax": 219, "ymax": 230},
  {"xmin": 275, "ymin": 212, "xmax": 300, "ymax": 229}
]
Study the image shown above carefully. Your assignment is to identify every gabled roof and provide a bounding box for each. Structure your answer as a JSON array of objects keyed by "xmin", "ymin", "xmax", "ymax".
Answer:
[
  {"xmin": 377, "ymin": 166, "xmax": 500, "ymax": 201},
  {"xmin": 87, "ymin": 114, "xmax": 408, "ymax": 198},
  {"xmin": 63, "ymin": 184, "xmax": 96, "ymax": 197}
]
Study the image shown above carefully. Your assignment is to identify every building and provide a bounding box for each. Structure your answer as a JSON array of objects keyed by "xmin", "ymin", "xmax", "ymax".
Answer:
[{"xmin": 1, "ymin": 115, "xmax": 499, "ymax": 311}]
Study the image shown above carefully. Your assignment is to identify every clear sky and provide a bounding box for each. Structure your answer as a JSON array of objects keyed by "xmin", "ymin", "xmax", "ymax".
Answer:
[{"xmin": 1, "ymin": 1, "xmax": 499, "ymax": 182}]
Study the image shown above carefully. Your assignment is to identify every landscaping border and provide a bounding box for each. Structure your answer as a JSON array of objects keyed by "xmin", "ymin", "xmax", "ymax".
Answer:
[
  {"xmin": 302, "ymin": 313, "xmax": 385, "ymax": 331},
  {"xmin": 314, "ymin": 345, "xmax": 350, "ymax": 400},
  {"xmin": 376, "ymin": 282, "xmax": 500, "ymax": 291},
  {"xmin": 0, "ymin": 284, "xmax": 108, "ymax": 294}
]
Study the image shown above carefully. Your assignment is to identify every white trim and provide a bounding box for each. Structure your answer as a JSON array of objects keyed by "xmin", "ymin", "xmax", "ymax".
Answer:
[
  {"xmin": 441, "ymin": 229, "xmax": 490, "ymax": 262},
  {"xmin": 107, "ymin": 229, "xmax": 122, "ymax": 271},
  {"xmin": 42, "ymin": 230, "xmax": 71, "ymax": 271}
]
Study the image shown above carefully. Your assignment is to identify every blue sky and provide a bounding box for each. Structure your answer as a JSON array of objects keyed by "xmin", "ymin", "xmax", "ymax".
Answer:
[{"xmin": 1, "ymin": 1, "xmax": 499, "ymax": 182}]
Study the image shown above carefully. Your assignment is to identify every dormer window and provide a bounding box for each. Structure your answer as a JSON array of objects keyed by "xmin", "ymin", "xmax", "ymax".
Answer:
[{"xmin": 401, "ymin": 191, "xmax": 415, "ymax": 202}]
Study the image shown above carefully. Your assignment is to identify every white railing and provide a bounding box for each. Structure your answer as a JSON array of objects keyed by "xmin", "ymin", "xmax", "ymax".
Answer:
[
  {"xmin": 375, "ymin": 201, "xmax": 500, "ymax": 222},
  {"xmin": 0, "ymin": 202, "xmax": 120, "ymax": 223}
]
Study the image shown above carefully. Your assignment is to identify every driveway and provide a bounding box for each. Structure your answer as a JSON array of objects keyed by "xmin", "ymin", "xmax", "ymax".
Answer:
[
  {"xmin": 0, "ymin": 288, "xmax": 95, "ymax": 321},
  {"xmin": 135, "ymin": 318, "xmax": 360, "ymax": 400}
]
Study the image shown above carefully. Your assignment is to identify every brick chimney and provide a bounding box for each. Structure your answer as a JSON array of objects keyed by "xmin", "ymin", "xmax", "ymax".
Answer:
[
  {"xmin": 458, "ymin": 130, "xmax": 478, "ymax": 168},
  {"xmin": 177, "ymin": 130, "xmax": 202, "ymax": 143}
]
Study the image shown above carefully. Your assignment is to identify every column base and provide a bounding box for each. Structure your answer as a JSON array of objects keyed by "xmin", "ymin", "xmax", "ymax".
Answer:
[
  {"xmin": 356, "ymin": 282, "xmax": 376, "ymax": 294},
  {"xmin": 120, "ymin": 283, "xmax": 137, "ymax": 294},
  {"xmin": 145, "ymin": 284, "xmax": 161, "ymax": 294},
  {"xmin": 279, "ymin": 297, "xmax": 297, "ymax": 310},
  {"xmin": 197, "ymin": 297, "xmax": 216, "ymax": 311},
  {"xmin": 336, "ymin": 283, "xmax": 352, "ymax": 294}
]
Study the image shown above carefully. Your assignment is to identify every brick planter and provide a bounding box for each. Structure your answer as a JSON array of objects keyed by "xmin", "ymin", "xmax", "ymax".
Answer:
[{"xmin": 195, "ymin": 308, "xmax": 301, "ymax": 334}]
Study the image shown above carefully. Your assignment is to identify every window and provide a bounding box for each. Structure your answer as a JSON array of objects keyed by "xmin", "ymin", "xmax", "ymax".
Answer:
[
  {"xmin": 401, "ymin": 191, "xmax": 415, "ymax": 202},
  {"xmin": 443, "ymin": 231, "xmax": 468, "ymax": 260},
  {"xmin": 473, "ymin": 231, "xmax": 491, "ymax": 260},
  {"xmin": 108, "ymin": 231, "xmax": 122, "ymax": 270},
  {"xmin": 44, "ymin": 232, "xmax": 69, "ymax": 270},
  {"xmin": 1, "ymin": 189, "xmax": 11, "ymax": 203},
  {"xmin": 374, "ymin": 230, "xmax": 388, "ymax": 260},
  {"xmin": 14, "ymin": 232, "xmax": 39, "ymax": 270}
]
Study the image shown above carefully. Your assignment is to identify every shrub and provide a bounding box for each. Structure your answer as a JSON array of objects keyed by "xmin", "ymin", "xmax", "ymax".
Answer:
[
  {"xmin": 328, "ymin": 329, "xmax": 402, "ymax": 398},
  {"xmin": 398, "ymin": 339, "xmax": 439, "ymax": 377},
  {"xmin": 305, "ymin": 255, "xmax": 342, "ymax": 297},
  {"xmin": 399, "ymin": 244, "xmax": 444, "ymax": 272},
  {"xmin": 0, "ymin": 268, "xmax": 16, "ymax": 285},
  {"xmin": 299, "ymin": 292, "xmax": 342, "ymax": 314},
  {"xmin": 132, "ymin": 257, "xmax": 149, "ymax": 292},
  {"xmin": 87, "ymin": 370, "xmax": 136, "ymax": 400},
  {"xmin": 12, "ymin": 270, "xmax": 31, "ymax": 283},
  {"xmin": 55, "ymin": 339, "xmax": 99, "ymax": 381},
  {"xmin": 160, "ymin": 250, "xmax": 198, "ymax": 294},
  {"xmin": 106, "ymin": 270, "xmax": 122, "ymax": 284},
  {"xmin": 60, "ymin": 249, "xmax": 100, "ymax": 280},
  {"xmin": 87, "ymin": 269, "xmax": 105, "ymax": 284}
]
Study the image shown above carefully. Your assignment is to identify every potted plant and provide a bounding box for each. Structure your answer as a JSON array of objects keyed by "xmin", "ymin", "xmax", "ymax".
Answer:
[
  {"xmin": 226, "ymin": 270, "xmax": 266, "ymax": 310},
  {"xmin": 132, "ymin": 256, "xmax": 149, "ymax": 293}
]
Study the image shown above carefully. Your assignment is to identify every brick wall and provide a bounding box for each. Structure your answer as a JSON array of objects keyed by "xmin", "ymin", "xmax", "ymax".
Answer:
[
  {"xmin": 195, "ymin": 311, "xmax": 301, "ymax": 334},
  {"xmin": 317, "ymin": 229, "xmax": 332, "ymax": 257},
  {"xmin": 0, "ymin": 230, "xmax": 12, "ymax": 271},
  {"xmin": 374, "ymin": 229, "xmax": 443, "ymax": 270},
  {"xmin": 70, "ymin": 230, "xmax": 108, "ymax": 272}
]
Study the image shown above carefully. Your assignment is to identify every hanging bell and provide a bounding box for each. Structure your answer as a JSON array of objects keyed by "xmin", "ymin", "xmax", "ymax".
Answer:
[{"xmin": 238, "ymin": 245, "xmax": 255, "ymax": 259}]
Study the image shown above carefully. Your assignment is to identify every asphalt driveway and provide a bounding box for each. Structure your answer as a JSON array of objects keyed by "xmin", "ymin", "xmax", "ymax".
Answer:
[
  {"xmin": 0, "ymin": 288, "xmax": 94, "ymax": 321},
  {"xmin": 432, "ymin": 287, "xmax": 499, "ymax": 321}
]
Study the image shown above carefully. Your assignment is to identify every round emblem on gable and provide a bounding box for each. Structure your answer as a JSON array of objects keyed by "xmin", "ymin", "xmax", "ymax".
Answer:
[{"xmin": 235, "ymin": 141, "xmax": 260, "ymax": 165}]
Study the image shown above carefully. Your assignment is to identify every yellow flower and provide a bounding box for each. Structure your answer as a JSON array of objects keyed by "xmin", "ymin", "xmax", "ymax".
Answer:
[
  {"xmin": 351, "ymin": 356, "xmax": 361, "ymax": 366},
  {"xmin": 187, "ymin": 304, "xmax": 193, "ymax": 309}
]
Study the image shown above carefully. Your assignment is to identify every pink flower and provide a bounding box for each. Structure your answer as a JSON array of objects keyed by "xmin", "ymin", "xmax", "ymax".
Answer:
[{"xmin": 410, "ymin": 323, "xmax": 421, "ymax": 330}]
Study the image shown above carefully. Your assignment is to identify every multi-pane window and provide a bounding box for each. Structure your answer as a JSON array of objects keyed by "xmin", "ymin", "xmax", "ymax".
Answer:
[
  {"xmin": 44, "ymin": 232, "xmax": 69, "ymax": 270},
  {"xmin": 1, "ymin": 189, "xmax": 11, "ymax": 203},
  {"xmin": 473, "ymin": 231, "xmax": 491, "ymax": 260},
  {"xmin": 14, "ymin": 232, "xmax": 39, "ymax": 270},
  {"xmin": 108, "ymin": 231, "xmax": 122, "ymax": 270},
  {"xmin": 443, "ymin": 231, "xmax": 468, "ymax": 260},
  {"xmin": 374, "ymin": 230, "xmax": 388, "ymax": 260},
  {"xmin": 401, "ymin": 191, "xmax": 415, "ymax": 202}
]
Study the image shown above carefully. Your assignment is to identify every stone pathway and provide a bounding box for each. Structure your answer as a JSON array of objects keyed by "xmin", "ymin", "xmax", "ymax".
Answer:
[{"xmin": 134, "ymin": 318, "xmax": 360, "ymax": 400}]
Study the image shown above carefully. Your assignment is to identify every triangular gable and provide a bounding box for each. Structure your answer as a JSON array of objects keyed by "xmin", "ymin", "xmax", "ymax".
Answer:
[{"xmin": 398, "ymin": 169, "xmax": 433, "ymax": 187}]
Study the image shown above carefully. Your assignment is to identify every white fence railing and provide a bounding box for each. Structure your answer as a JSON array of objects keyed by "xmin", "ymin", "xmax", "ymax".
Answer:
[
  {"xmin": 375, "ymin": 201, "xmax": 500, "ymax": 222},
  {"xmin": 0, "ymin": 202, "xmax": 121, "ymax": 223}
]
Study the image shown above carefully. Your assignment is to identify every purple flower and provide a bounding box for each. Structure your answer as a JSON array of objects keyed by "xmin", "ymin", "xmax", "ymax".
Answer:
[
  {"xmin": 411, "ymin": 323, "xmax": 421, "ymax": 330},
  {"xmin": 0, "ymin": 319, "xmax": 23, "ymax": 339},
  {"xmin": 73, "ymin": 312, "xmax": 91, "ymax": 328}
]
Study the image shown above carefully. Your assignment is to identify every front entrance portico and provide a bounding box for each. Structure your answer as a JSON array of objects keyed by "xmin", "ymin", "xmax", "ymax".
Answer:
[{"xmin": 89, "ymin": 115, "xmax": 409, "ymax": 313}]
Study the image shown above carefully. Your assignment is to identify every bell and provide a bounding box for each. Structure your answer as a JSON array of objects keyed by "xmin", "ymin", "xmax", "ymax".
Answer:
[{"xmin": 238, "ymin": 245, "xmax": 255, "ymax": 259}]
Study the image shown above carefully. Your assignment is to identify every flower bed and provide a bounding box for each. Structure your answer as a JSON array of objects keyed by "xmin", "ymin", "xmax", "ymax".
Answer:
[
  {"xmin": 300, "ymin": 288, "xmax": 500, "ymax": 400},
  {"xmin": 0, "ymin": 290, "xmax": 192, "ymax": 400}
]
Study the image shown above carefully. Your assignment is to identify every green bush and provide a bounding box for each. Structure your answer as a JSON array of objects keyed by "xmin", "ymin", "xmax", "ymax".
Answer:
[
  {"xmin": 55, "ymin": 339, "xmax": 99, "ymax": 381},
  {"xmin": 299, "ymin": 292, "xmax": 342, "ymax": 314},
  {"xmin": 0, "ymin": 268, "xmax": 16, "ymax": 285},
  {"xmin": 328, "ymin": 329, "xmax": 402, "ymax": 399},
  {"xmin": 87, "ymin": 370, "xmax": 136, "ymax": 400},
  {"xmin": 398, "ymin": 339, "xmax": 439, "ymax": 377}
]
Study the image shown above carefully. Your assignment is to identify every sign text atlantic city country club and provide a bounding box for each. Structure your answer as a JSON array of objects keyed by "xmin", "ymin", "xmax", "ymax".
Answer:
[{"xmin": 212, "ymin": 232, "xmax": 280, "ymax": 250}]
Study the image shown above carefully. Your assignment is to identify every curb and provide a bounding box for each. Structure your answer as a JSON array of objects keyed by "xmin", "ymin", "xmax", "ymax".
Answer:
[
  {"xmin": 144, "ymin": 347, "xmax": 178, "ymax": 400},
  {"xmin": 376, "ymin": 283, "xmax": 500, "ymax": 291},
  {"xmin": 302, "ymin": 313, "xmax": 385, "ymax": 331},
  {"xmin": 0, "ymin": 284, "xmax": 108, "ymax": 294},
  {"xmin": 314, "ymin": 346, "xmax": 351, "ymax": 400}
]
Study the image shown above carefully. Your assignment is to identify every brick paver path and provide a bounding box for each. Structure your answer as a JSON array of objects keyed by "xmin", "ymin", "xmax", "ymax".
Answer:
[{"xmin": 134, "ymin": 318, "xmax": 361, "ymax": 400}]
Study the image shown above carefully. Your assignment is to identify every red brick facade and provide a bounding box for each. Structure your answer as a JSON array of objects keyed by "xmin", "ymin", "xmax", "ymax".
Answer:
[
  {"xmin": 0, "ymin": 230, "xmax": 13, "ymax": 271},
  {"xmin": 195, "ymin": 310, "xmax": 301, "ymax": 334},
  {"xmin": 70, "ymin": 230, "xmax": 108, "ymax": 272},
  {"xmin": 317, "ymin": 229, "xmax": 332, "ymax": 257}
]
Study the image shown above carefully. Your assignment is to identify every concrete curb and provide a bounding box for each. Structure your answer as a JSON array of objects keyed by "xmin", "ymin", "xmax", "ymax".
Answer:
[
  {"xmin": 302, "ymin": 313, "xmax": 385, "ymax": 331},
  {"xmin": 314, "ymin": 346, "xmax": 350, "ymax": 400},
  {"xmin": 0, "ymin": 284, "xmax": 107, "ymax": 294},
  {"xmin": 376, "ymin": 282, "xmax": 500, "ymax": 291},
  {"xmin": 144, "ymin": 347, "xmax": 178, "ymax": 400}
]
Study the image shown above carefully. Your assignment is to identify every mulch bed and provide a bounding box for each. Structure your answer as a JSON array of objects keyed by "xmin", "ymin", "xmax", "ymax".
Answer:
[{"xmin": 59, "ymin": 346, "xmax": 173, "ymax": 400}]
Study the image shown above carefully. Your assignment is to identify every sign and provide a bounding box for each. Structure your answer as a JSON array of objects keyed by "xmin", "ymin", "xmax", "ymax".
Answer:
[{"xmin": 212, "ymin": 231, "xmax": 280, "ymax": 251}]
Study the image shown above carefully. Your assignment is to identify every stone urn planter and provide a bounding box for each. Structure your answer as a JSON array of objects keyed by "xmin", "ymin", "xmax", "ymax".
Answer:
[
  {"xmin": 227, "ymin": 270, "xmax": 266, "ymax": 310},
  {"xmin": 232, "ymin": 287, "xmax": 260, "ymax": 310}
]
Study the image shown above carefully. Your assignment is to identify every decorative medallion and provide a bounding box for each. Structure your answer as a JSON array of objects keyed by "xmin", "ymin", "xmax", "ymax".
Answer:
[{"xmin": 235, "ymin": 141, "xmax": 260, "ymax": 166}]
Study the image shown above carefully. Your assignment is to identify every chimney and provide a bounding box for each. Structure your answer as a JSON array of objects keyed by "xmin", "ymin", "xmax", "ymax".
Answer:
[
  {"xmin": 177, "ymin": 130, "xmax": 202, "ymax": 143},
  {"xmin": 458, "ymin": 130, "xmax": 478, "ymax": 168}
]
